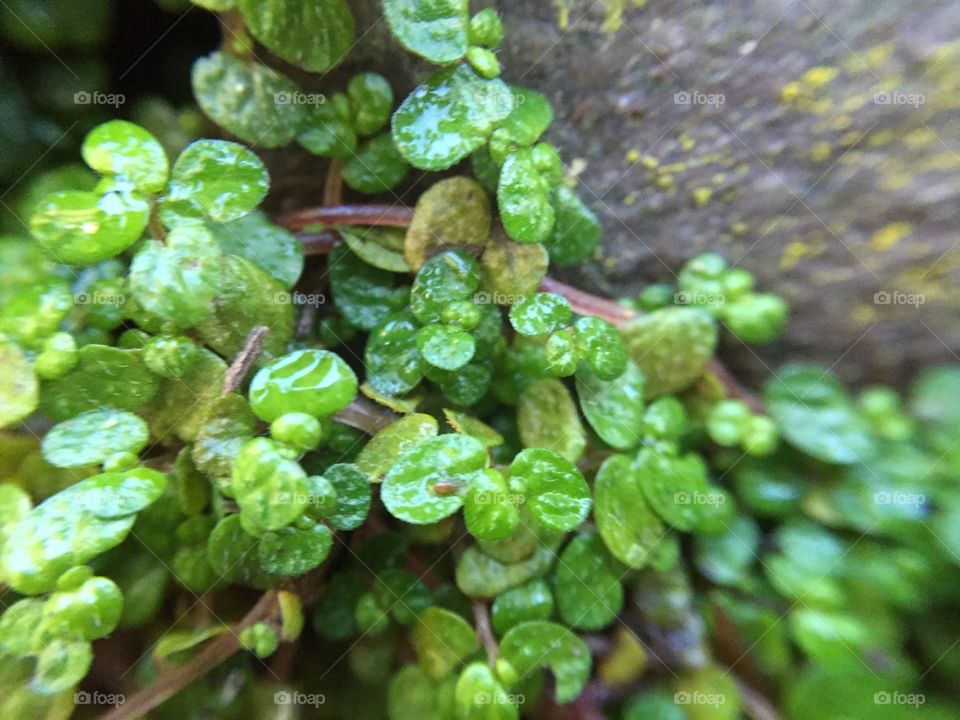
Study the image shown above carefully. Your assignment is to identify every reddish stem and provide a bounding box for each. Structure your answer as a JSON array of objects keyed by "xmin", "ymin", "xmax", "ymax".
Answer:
[{"xmin": 277, "ymin": 204, "xmax": 413, "ymax": 231}]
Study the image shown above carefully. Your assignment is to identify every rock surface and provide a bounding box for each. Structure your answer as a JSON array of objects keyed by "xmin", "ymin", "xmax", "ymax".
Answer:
[{"xmin": 334, "ymin": 0, "xmax": 960, "ymax": 389}]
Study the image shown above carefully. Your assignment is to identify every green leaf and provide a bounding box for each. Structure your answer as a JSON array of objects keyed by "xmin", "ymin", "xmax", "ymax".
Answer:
[
  {"xmin": 382, "ymin": 434, "xmax": 486, "ymax": 524},
  {"xmin": 324, "ymin": 463, "xmax": 371, "ymax": 530},
  {"xmin": 153, "ymin": 625, "xmax": 228, "ymax": 664},
  {"xmin": 30, "ymin": 187, "xmax": 149, "ymax": 266},
  {"xmin": 554, "ymin": 533, "xmax": 624, "ymax": 630},
  {"xmin": 143, "ymin": 348, "xmax": 227, "ymax": 444},
  {"xmin": 41, "ymin": 409, "xmax": 147, "ymax": 468},
  {"xmin": 498, "ymin": 144, "xmax": 561, "ymax": 244},
  {"xmin": 412, "ymin": 606, "xmax": 478, "ymax": 679},
  {"xmin": 479, "ymin": 229, "xmax": 549, "ymax": 300},
  {"xmin": 463, "ymin": 468, "xmax": 520, "ymax": 540},
  {"xmin": 31, "ymin": 639, "xmax": 92, "ymax": 694},
  {"xmin": 207, "ymin": 514, "xmax": 278, "ymax": 589},
  {"xmin": 0, "ymin": 338, "xmax": 37, "ymax": 428},
  {"xmin": 548, "ymin": 186, "xmax": 601, "ymax": 266},
  {"xmin": 81, "ymin": 120, "xmax": 169, "ymax": 194},
  {"xmin": 574, "ymin": 316, "xmax": 628, "ymax": 381},
  {"xmin": 489, "ymin": 88, "xmax": 554, "ymax": 163},
  {"xmin": 405, "ymin": 176, "xmax": 491, "ymax": 271},
  {"xmin": 210, "ymin": 210, "xmax": 304, "ymax": 288},
  {"xmin": 388, "ymin": 665, "xmax": 457, "ymax": 720},
  {"xmin": 417, "ymin": 324, "xmax": 476, "ymax": 371},
  {"xmin": 40, "ymin": 345, "xmax": 159, "ymax": 421},
  {"xmin": 454, "ymin": 662, "xmax": 518, "ymax": 720},
  {"xmin": 576, "ymin": 361, "xmax": 645, "ymax": 450},
  {"xmin": 338, "ymin": 225, "xmax": 410, "ymax": 273},
  {"xmin": 192, "ymin": 395, "xmax": 258, "ymax": 478},
  {"xmin": 129, "ymin": 224, "xmax": 223, "ymax": 328},
  {"xmin": 343, "ymin": 133, "xmax": 410, "ymax": 194},
  {"xmin": 160, "ymin": 139, "xmax": 269, "ymax": 226},
  {"xmin": 636, "ymin": 446, "xmax": 711, "ymax": 532},
  {"xmin": 765, "ymin": 363, "xmax": 877, "ymax": 465},
  {"xmin": 693, "ymin": 514, "xmax": 759, "ymax": 586},
  {"xmin": 258, "ymin": 519, "xmax": 333, "ymax": 576},
  {"xmin": 517, "ymin": 379, "xmax": 586, "ymax": 463},
  {"xmin": 0, "ymin": 469, "xmax": 166, "ymax": 594},
  {"xmin": 509, "ymin": 448, "xmax": 590, "ymax": 532},
  {"xmin": 195, "ymin": 254, "xmax": 294, "ymax": 363},
  {"xmin": 620, "ymin": 307, "xmax": 718, "ymax": 397},
  {"xmin": 348, "ymin": 72, "xmax": 393, "ymax": 136},
  {"xmin": 297, "ymin": 99, "xmax": 357, "ymax": 158},
  {"xmin": 383, "ymin": 0, "xmax": 469, "ymax": 64},
  {"xmin": 456, "ymin": 544, "xmax": 555, "ymax": 598},
  {"xmin": 499, "ymin": 621, "xmax": 590, "ymax": 703},
  {"xmin": 238, "ymin": 0, "xmax": 355, "ymax": 72},
  {"xmin": 356, "ymin": 413, "xmax": 439, "ymax": 481},
  {"xmin": 410, "ymin": 250, "xmax": 482, "ymax": 324},
  {"xmin": 491, "ymin": 579, "xmax": 554, "ymax": 635},
  {"xmin": 374, "ymin": 568, "xmax": 433, "ymax": 625},
  {"xmin": 393, "ymin": 64, "xmax": 514, "ymax": 171},
  {"xmin": 594, "ymin": 454, "xmax": 664, "ymax": 568},
  {"xmin": 249, "ymin": 349, "xmax": 358, "ymax": 423},
  {"xmin": 444, "ymin": 409, "xmax": 504, "ymax": 448},
  {"xmin": 231, "ymin": 437, "xmax": 309, "ymax": 534},
  {"xmin": 329, "ymin": 244, "xmax": 409, "ymax": 331},
  {"xmin": 43, "ymin": 575, "xmax": 123, "ymax": 641},
  {"xmin": 365, "ymin": 312, "xmax": 426, "ymax": 396},
  {"xmin": 509, "ymin": 293, "xmax": 571, "ymax": 337},
  {"xmin": 192, "ymin": 51, "xmax": 307, "ymax": 148}
]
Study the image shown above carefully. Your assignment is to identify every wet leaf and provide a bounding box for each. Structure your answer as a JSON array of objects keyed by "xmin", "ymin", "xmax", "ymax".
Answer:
[
  {"xmin": 160, "ymin": 139, "xmax": 269, "ymax": 226},
  {"xmin": 329, "ymin": 244, "xmax": 409, "ymax": 330},
  {"xmin": 356, "ymin": 413, "xmax": 439, "ymax": 481},
  {"xmin": 517, "ymin": 379, "xmax": 586, "ymax": 463},
  {"xmin": 237, "ymin": 0, "xmax": 355, "ymax": 72},
  {"xmin": 81, "ymin": 120, "xmax": 169, "ymax": 194},
  {"xmin": 499, "ymin": 621, "xmax": 590, "ymax": 703},
  {"xmin": 594, "ymin": 454, "xmax": 664, "ymax": 568},
  {"xmin": 231, "ymin": 437, "xmax": 309, "ymax": 534},
  {"xmin": 343, "ymin": 133, "xmax": 410, "ymax": 194},
  {"xmin": 576, "ymin": 360, "xmax": 645, "ymax": 450},
  {"xmin": 509, "ymin": 448, "xmax": 590, "ymax": 532},
  {"xmin": 0, "ymin": 338, "xmax": 38, "ymax": 428},
  {"xmin": 258, "ymin": 519, "xmax": 333, "ymax": 576},
  {"xmin": 554, "ymin": 533, "xmax": 624, "ymax": 630},
  {"xmin": 412, "ymin": 606, "xmax": 477, "ymax": 679},
  {"xmin": 41, "ymin": 409, "xmax": 148, "ymax": 468},
  {"xmin": 382, "ymin": 434, "xmax": 486, "ymax": 524},
  {"xmin": 192, "ymin": 51, "xmax": 307, "ymax": 148},
  {"xmin": 324, "ymin": 463, "xmax": 371, "ymax": 530},
  {"xmin": 249, "ymin": 349, "xmax": 358, "ymax": 423},
  {"xmin": 210, "ymin": 210, "xmax": 304, "ymax": 288},
  {"xmin": 393, "ymin": 64, "xmax": 514, "ymax": 171},
  {"xmin": 338, "ymin": 225, "xmax": 409, "ymax": 273}
]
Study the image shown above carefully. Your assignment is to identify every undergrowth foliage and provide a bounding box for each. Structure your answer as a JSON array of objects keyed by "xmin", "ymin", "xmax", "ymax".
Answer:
[{"xmin": 1, "ymin": 2, "xmax": 959, "ymax": 719}]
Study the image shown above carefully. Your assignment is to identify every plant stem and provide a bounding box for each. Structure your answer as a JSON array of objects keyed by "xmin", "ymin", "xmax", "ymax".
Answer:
[
  {"xmin": 332, "ymin": 396, "xmax": 398, "ymax": 434},
  {"xmin": 472, "ymin": 600, "xmax": 499, "ymax": 666},
  {"xmin": 277, "ymin": 205, "xmax": 413, "ymax": 231},
  {"xmin": 222, "ymin": 325, "xmax": 269, "ymax": 396},
  {"xmin": 323, "ymin": 160, "xmax": 343, "ymax": 206}
]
